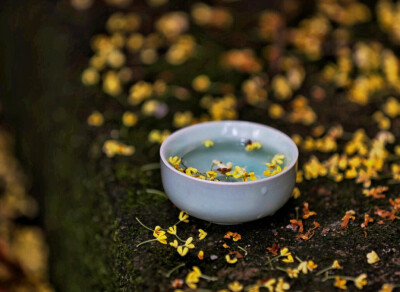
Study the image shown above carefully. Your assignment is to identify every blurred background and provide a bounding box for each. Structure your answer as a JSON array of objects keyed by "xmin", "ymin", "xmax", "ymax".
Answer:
[{"xmin": 1, "ymin": 0, "xmax": 400, "ymax": 291}]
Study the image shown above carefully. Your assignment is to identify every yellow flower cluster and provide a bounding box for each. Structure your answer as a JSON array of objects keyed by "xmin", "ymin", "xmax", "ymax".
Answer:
[
  {"xmin": 242, "ymin": 76, "xmax": 268, "ymax": 106},
  {"xmin": 290, "ymin": 15, "xmax": 331, "ymax": 60},
  {"xmin": 173, "ymin": 111, "xmax": 193, "ymax": 128},
  {"xmin": 377, "ymin": 0, "xmax": 400, "ymax": 44},
  {"xmin": 207, "ymin": 94, "xmax": 238, "ymax": 121},
  {"xmin": 102, "ymin": 140, "xmax": 135, "ymax": 157},
  {"xmin": 332, "ymin": 274, "xmax": 368, "ymax": 290},
  {"xmin": 318, "ymin": 1, "xmax": 371, "ymax": 26},
  {"xmin": 191, "ymin": 3, "xmax": 233, "ymax": 29},
  {"xmin": 166, "ymin": 35, "xmax": 196, "ymax": 65},
  {"xmin": 185, "ymin": 266, "xmax": 201, "ymax": 289},
  {"xmin": 148, "ymin": 129, "xmax": 170, "ymax": 144},
  {"xmin": 301, "ymin": 129, "xmax": 392, "ymax": 185},
  {"xmin": 287, "ymin": 95, "xmax": 317, "ymax": 126},
  {"xmin": 221, "ymin": 49, "xmax": 263, "ymax": 74},
  {"xmin": 245, "ymin": 141, "xmax": 261, "ymax": 151},
  {"xmin": 247, "ymin": 277, "xmax": 290, "ymax": 292},
  {"xmin": 136, "ymin": 211, "xmax": 206, "ymax": 259},
  {"xmin": 264, "ymin": 154, "xmax": 285, "ymax": 177}
]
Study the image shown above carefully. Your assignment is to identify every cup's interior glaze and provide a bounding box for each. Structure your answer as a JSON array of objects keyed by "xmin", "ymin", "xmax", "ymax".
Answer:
[{"xmin": 161, "ymin": 121, "xmax": 297, "ymax": 182}]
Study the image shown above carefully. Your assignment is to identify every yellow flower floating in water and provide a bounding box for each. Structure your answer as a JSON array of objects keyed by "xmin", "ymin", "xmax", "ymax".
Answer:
[
  {"xmin": 168, "ymin": 156, "xmax": 182, "ymax": 169},
  {"xmin": 245, "ymin": 141, "xmax": 261, "ymax": 151},
  {"xmin": 203, "ymin": 139, "xmax": 214, "ymax": 147}
]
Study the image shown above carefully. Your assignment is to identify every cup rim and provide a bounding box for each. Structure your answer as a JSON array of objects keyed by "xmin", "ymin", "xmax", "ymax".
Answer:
[{"xmin": 160, "ymin": 120, "xmax": 298, "ymax": 186}]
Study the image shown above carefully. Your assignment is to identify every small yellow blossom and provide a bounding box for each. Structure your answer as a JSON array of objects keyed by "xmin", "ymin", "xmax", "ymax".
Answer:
[
  {"xmin": 185, "ymin": 266, "xmax": 201, "ymax": 289},
  {"xmin": 297, "ymin": 260, "xmax": 317, "ymax": 274},
  {"xmin": 296, "ymin": 171, "xmax": 303, "ymax": 183},
  {"xmin": 230, "ymin": 166, "xmax": 245, "ymax": 179},
  {"xmin": 177, "ymin": 245, "xmax": 189, "ymax": 256},
  {"xmin": 128, "ymin": 81, "xmax": 152, "ymax": 105},
  {"xmin": 82, "ymin": 67, "xmax": 100, "ymax": 86},
  {"xmin": 307, "ymin": 260, "xmax": 318, "ymax": 270},
  {"xmin": 184, "ymin": 237, "xmax": 195, "ymax": 249},
  {"xmin": 263, "ymin": 165, "xmax": 282, "ymax": 177},
  {"xmin": 122, "ymin": 111, "xmax": 138, "ymax": 127},
  {"xmin": 103, "ymin": 70, "xmax": 122, "ymax": 96},
  {"xmin": 192, "ymin": 75, "xmax": 211, "ymax": 92},
  {"xmin": 367, "ymin": 251, "xmax": 380, "ymax": 264},
  {"xmin": 275, "ymin": 278, "xmax": 290, "ymax": 292},
  {"xmin": 280, "ymin": 247, "xmax": 290, "ymax": 256},
  {"xmin": 228, "ymin": 281, "xmax": 243, "ymax": 292},
  {"xmin": 206, "ymin": 171, "xmax": 218, "ymax": 180},
  {"xmin": 269, "ymin": 103, "xmax": 285, "ymax": 119},
  {"xmin": 379, "ymin": 284, "xmax": 394, "ymax": 292},
  {"xmin": 203, "ymin": 140, "xmax": 214, "ymax": 147},
  {"xmin": 87, "ymin": 111, "xmax": 104, "ymax": 126},
  {"xmin": 303, "ymin": 156, "xmax": 327, "ymax": 179},
  {"xmin": 185, "ymin": 167, "xmax": 199, "ymax": 176},
  {"xmin": 245, "ymin": 142, "xmax": 262, "ymax": 151},
  {"xmin": 103, "ymin": 140, "xmax": 135, "ymax": 157},
  {"xmin": 198, "ymin": 250, "xmax": 204, "ymax": 260},
  {"xmin": 179, "ymin": 211, "xmax": 189, "ymax": 223},
  {"xmin": 332, "ymin": 260, "xmax": 343, "ymax": 269},
  {"xmin": 168, "ymin": 156, "xmax": 182, "ymax": 169},
  {"xmin": 153, "ymin": 226, "xmax": 163, "ymax": 237},
  {"xmin": 170, "ymin": 240, "xmax": 178, "ymax": 248},
  {"xmin": 291, "ymin": 187, "xmax": 301, "ymax": 199},
  {"xmin": 243, "ymin": 171, "xmax": 257, "ymax": 181},
  {"xmin": 225, "ymin": 254, "xmax": 238, "ymax": 264},
  {"xmin": 156, "ymin": 233, "xmax": 167, "ymax": 244},
  {"xmin": 198, "ymin": 229, "xmax": 207, "ymax": 240},
  {"xmin": 167, "ymin": 225, "xmax": 177, "ymax": 235},
  {"xmin": 286, "ymin": 268, "xmax": 299, "ymax": 278},
  {"xmin": 334, "ymin": 276, "xmax": 347, "ymax": 290},
  {"xmin": 280, "ymin": 249, "xmax": 294, "ymax": 263},
  {"xmin": 272, "ymin": 154, "xmax": 285, "ymax": 165},
  {"xmin": 262, "ymin": 278, "xmax": 276, "ymax": 292},
  {"xmin": 354, "ymin": 274, "xmax": 367, "ymax": 289},
  {"xmin": 148, "ymin": 129, "xmax": 170, "ymax": 144},
  {"xmin": 173, "ymin": 111, "xmax": 193, "ymax": 128}
]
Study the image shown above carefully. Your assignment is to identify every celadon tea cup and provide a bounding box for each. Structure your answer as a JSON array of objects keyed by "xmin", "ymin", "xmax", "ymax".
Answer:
[{"xmin": 160, "ymin": 120, "xmax": 298, "ymax": 224}]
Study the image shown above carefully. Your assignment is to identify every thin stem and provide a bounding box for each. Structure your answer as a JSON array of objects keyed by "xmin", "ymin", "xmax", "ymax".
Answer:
[
  {"xmin": 210, "ymin": 162, "xmax": 215, "ymax": 171},
  {"xmin": 136, "ymin": 238, "xmax": 157, "ymax": 247},
  {"xmin": 140, "ymin": 162, "xmax": 161, "ymax": 172},
  {"xmin": 295, "ymin": 256, "xmax": 303, "ymax": 263},
  {"xmin": 316, "ymin": 266, "xmax": 333, "ymax": 276},
  {"xmin": 174, "ymin": 233, "xmax": 186, "ymax": 243},
  {"xmin": 275, "ymin": 266, "xmax": 287, "ymax": 272},
  {"xmin": 136, "ymin": 217, "xmax": 154, "ymax": 232},
  {"xmin": 173, "ymin": 220, "xmax": 183, "ymax": 227},
  {"xmin": 165, "ymin": 263, "xmax": 185, "ymax": 278},
  {"xmin": 265, "ymin": 255, "xmax": 281, "ymax": 267},
  {"xmin": 200, "ymin": 275, "xmax": 218, "ymax": 282},
  {"xmin": 237, "ymin": 245, "xmax": 248, "ymax": 256},
  {"xmin": 145, "ymin": 188, "xmax": 168, "ymax": 199},
  {"xmin": 295, "ymin": 207, "xmax": 299, "ymax": 221}
]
